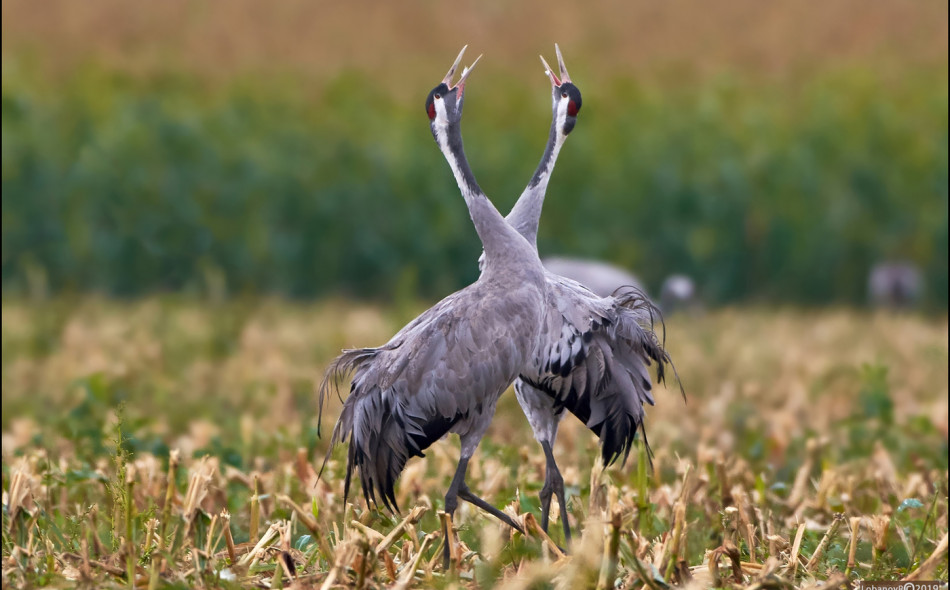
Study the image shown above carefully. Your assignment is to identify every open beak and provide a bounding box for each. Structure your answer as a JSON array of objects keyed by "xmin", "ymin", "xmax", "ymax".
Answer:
[
  {"xmin": 456, "ymin": 54, "xmax": 482, "ymax": 94},
  {"xmin": 442, "ymin": 46, "xmax": 482, "ymax": 96},
  {"xmin": 539, "ymin": 43, "xmax": 571, "ymax": 87}
]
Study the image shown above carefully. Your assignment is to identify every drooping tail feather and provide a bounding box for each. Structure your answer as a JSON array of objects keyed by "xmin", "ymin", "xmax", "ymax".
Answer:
[
  {"xmin": 612, "ymin": 286, "xmax": 686, "ymax": 403},
  {"xmin": 317, "ymin": 346, "xmax": 429, "ymax": 513},
  {"xmin": 316, "ymin": 347, "xmax": 379, "ymax": 488},
  {"xmin": 591, "ymin": 344, "xmax": 648, "ymax": 467},
  {"xmin": 317, "ymin": 347, "xmax": 379, "ymax": 438}
]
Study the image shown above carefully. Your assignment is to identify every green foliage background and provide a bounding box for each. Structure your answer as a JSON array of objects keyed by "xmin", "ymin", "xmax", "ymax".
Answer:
[{"xmin": 2, "ymin": 62, "xmax": 947, "ymax": 305}]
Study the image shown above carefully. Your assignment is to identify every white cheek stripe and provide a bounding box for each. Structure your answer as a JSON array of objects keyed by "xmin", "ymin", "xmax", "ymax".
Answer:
[
  {"xmin": 555, "ymin": 98, "xmax": 569, "ymax": 139},
  {"xmin": 432, "ymin": 99, "xmax": 466, "ymax": 188},
  {"xmin": 433, "ymin": 99, "xmax": 450, "ymax": 148}
]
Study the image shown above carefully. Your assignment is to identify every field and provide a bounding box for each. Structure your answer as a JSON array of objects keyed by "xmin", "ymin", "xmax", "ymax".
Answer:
[
  {"xmin": 2, "ymin": 299, "xmax": 947, "ymax": 588},
  {"xmin": 2, "ymin": 1, "xmax": 948, "ymax": 587}
]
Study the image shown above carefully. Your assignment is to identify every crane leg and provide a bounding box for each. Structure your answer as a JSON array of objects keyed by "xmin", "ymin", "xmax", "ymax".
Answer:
[
  {"xmin": 458, "ymin": 486, "xmax": 525, "ymax": 534},
  {"xmin": 540, "ymin": 441, "xmax": 572, "ymax": 547},
  {"xmin": 539, "ymin": 457, "xmax": 554, "ymax": 532},
  {"xmin": 442, "ymin": 453, "xmax": 528, "ymax": 570},
  {"xmin": 442, "ymin": 456, "xmax": 470, "ymax": 570}
]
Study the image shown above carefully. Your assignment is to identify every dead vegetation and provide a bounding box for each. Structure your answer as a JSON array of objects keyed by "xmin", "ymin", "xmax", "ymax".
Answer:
[{"xmin": 2, "ymin": 299, "xmax": 948, "ymax": 588}]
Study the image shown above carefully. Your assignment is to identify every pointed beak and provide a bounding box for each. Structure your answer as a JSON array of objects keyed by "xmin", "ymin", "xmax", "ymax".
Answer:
[
  {"xmin": 441, "ymin": 46, "xmax": 481, "ymax": 102},
  {"xmin": 540, "ymin": 44, "xmax": 571, "ymax": 87},
  {"xmin": 441, "ymin": 45, "xmax": 468, "ymax": 87},
  {"xmin": 554, "ymin": 43, "xmax": 572, "ymax": 83},
  {"xmin": 539, "ymin": 54, "xmax": 561, "ymax": 87},
  {"xmin": 455, "ymin": 53, "xmax": 482, "ymax": 95},
  {"xmin": 541, "ymin": 44, "xmax": 572, "ymax": 87},
  {"xmin": 442, "ymin": 46, "xmax": 481, "ymax": 91}
]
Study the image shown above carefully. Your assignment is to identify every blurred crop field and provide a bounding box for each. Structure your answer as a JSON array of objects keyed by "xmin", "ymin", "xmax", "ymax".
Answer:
[
  {"xmin": 2, "ymin": 1, "xmax": 949, "ymax": 588},
  {"xmin": 2, "ymin": 0, "xmax": 948, "ymax": 305},
  {"xmin": 2, "ymin": 299, "xmax": 947, "ymax": 587}
]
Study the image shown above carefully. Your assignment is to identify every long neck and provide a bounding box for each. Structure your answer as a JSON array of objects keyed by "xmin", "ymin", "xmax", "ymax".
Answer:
[
  {"xmin": 435, "ymin": 122, "xmax": 535, "ymax": 271},
  {"xmin": 505, "ymin": 115, "xmax": 566, "ymax": 250}
]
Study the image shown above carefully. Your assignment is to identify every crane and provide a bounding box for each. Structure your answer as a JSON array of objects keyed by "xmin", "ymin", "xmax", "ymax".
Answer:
[
  {"xmin": 318, "ymin": 48, "xmax": 546, "ymax": 568},
  {"xmin": 541, "ymin": 256, "xmax": 647, "ymax": 299},
  {"xmin": 660, "ymin": 273, "xmax": 699, "ymax": 314},
  {"xmin": 868, "ymin": 261, "xmax": 924, "ymax": 309},
  {"xmin": 465, "ymin": 46, "xmax": 680, "ymax": 545}
]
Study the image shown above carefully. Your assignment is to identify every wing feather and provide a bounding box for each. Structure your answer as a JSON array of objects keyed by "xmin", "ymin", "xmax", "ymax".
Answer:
[{"xmin": 518, "ymin": 273, "xmax": 679, "ymax": 467}]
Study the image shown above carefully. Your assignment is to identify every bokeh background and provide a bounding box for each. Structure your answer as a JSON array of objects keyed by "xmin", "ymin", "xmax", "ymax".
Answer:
[{"xmin": 3, "ymin": 0, "xmax": 947, "ymax": 306}]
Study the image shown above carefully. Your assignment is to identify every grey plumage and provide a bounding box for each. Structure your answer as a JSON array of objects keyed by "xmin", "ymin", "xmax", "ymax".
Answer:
[
  {"xmin": 660, "ymin": 274, "xmax": 699, "ymax": 314},
  {"xmin": 319, "ymin": 50, "xmax": 546, "ymax": 532},
  {"xmin": 320, "ymin": 282, "xmax": 542, "ymax": 510},
  {"xmin": 868, "ymin": 261, "xmax": 923, "ymax": 309},
  {"xmin": 517, "ymin": 281, "xmax": 671, "ymax": 466},
  {"xmin": 320, "ymin": 47, "xmax": 679, "ymax": 556},
  {"xmin": 542, "ymin": 256, "xmax": 646, "ymax": 299},
  {"xmin": 494, "ymin": 46, "xmax": 680, "ymax": 541}
]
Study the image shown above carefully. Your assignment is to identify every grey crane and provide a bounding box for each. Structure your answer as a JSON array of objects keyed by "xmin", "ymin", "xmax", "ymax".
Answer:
[
  {"xmin": 660, "ymin": 274, "xmax": 699, "ymax": 315},
  {"xmin": 868, "ymin": 261, "xmax": 924, "ymax": 309},
  {"xmin": 318, "ymin": 48, "xmax": 545, "ymax": 567},
  {"xmin": 541, "ymin": 256, "xmax": 647, "ymax": 298},
  {"xmin": 465, "ymin": 46, "xmax": 680, "ymax": 544}
]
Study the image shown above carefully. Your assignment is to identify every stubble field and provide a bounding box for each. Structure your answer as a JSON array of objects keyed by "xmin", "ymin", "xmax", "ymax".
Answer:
[{"xmin": 2, "ymin": 299, "xmax": 947, "ymax": 588}]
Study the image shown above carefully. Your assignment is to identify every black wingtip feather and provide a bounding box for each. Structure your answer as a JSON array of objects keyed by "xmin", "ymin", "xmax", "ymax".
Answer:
[{"xmin": 600, "ymin": 403, "xmax": 640, "ymax": 468}]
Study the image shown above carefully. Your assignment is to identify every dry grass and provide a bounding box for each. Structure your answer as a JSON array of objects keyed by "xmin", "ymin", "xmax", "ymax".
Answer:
[{"xmin": 2, "ymin": 299, "xmax": 948, "ymax": 587}]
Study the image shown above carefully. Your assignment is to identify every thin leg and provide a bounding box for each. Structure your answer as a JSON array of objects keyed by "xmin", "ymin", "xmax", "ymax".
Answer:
[
  {"xmin": 540, "ymin": 441, "xmax": 572, "ymax": 547},
  {"xmin": 442, "ymin": 456, "xmax": 470, "ymax": 570},
  {"xmin": 555, "ymin": 481, "xmax": 572, "ymax": 547},
  {"xmin": 539, "ymin": 467, "xmax": 554, "ymax": 533},
  {"xmin": 457, "ymin": 486, "xmax": 525, "ymax": 535}
]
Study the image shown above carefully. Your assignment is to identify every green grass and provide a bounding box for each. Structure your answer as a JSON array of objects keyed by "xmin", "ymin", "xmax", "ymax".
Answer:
[{"xmin": 2, "ymin": 298, "xmax": 947, "ymax": 587}]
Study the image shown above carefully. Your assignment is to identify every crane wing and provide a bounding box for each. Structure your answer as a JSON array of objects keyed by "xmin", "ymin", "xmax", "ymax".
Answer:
[
  {"xmin": 318, "ymin": 283, "xmax": 535, "ymax": 512},
  {"xmin": 519, "ymin": 274, "xmax": 678, "ymax": 466}
]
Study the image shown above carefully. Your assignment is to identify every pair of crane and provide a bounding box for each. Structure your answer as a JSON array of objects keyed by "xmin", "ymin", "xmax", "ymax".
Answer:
[{"xmin": 319, "ymin": 46, "xmax": 680, "ymax": 566}]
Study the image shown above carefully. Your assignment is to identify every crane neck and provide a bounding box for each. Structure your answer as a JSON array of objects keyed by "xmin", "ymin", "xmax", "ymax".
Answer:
[
  {"xmin": 505, "ymin": 116, "xmax": 567, "ymax": 251},
  {"xmin": 434, "ymin": 121, "xmax": 539, "ymax": 274}
]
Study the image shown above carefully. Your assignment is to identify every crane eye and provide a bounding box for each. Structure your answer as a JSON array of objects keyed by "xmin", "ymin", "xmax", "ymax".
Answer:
[
  {"xmin": 561, "ymin": 92, "xmax": 568, "ymax": 99},
  {"xmin": 434, "ymin": 93, "xmax": 442, "ymax": 100}
]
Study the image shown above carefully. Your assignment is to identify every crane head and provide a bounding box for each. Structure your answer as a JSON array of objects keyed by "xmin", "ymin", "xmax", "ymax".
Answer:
[
  {"xmin": 540, "ymin": 44, "xmax": 582, "ymax": 136},
  {"xmin": 425, "ymin": 46, "xmax": 482, "ymax": 132}
]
